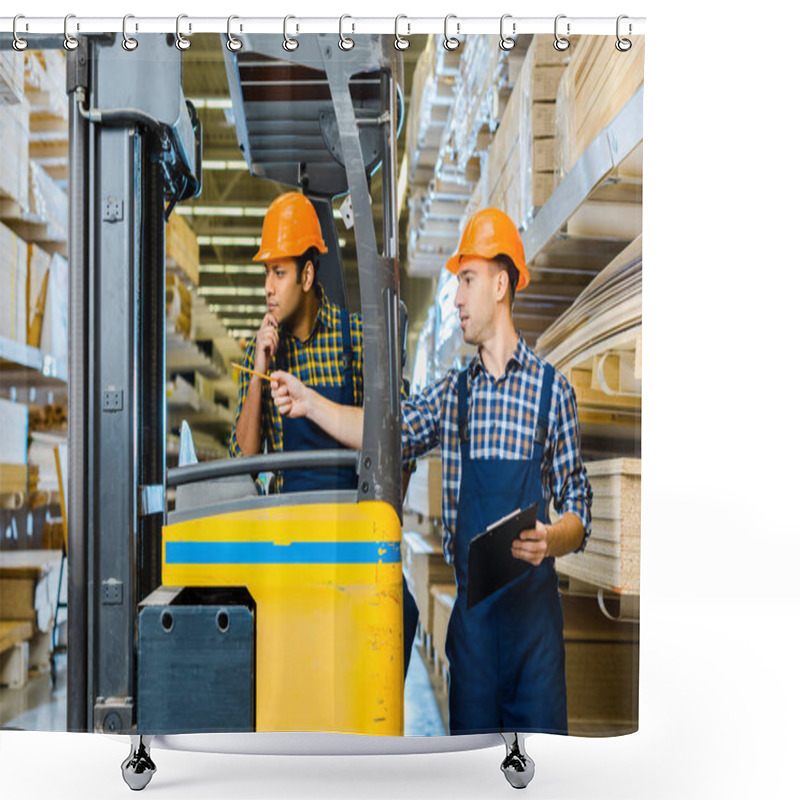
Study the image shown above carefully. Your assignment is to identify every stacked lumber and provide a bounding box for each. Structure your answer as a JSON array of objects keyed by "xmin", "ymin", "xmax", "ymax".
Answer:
[
  {"xmin": 1, "ymin": 49, "xmax": 69, "ymax": 363},
  {"xmin": 402, "ymin": 531, "xmax": 452, "ymax": 650},
  {"xmin": 0, "ymin": 98, "xmax": 30, "ymax": 212},
  {"xmin": 0, "ymin": 550, "xmax": 64, "ymax": 680},
  {"xmin": 431, "ymin": 583, "xmax": 457, "ymax": 680},
  {"xmin": 0, "ymin": 51, "xmax": 25, "ymax": 105},
  {"xmin": 27, "ymin": 403, "xmax": 67, "ymax": 433},
  {"xmin": 447, "ymin": 34, "xmax": 532, "ymax": 174},
  {"xmin": 1, "ymin": 464, "xmax": 29, "ymax": 498},
  {"xmin": 0, "ymin": 222, "xmax": 28, "ymax": 343},
  {"xmin": 536, "ymin": 235, "xmax": 641, "ymax": 431},
  {"xmin": 0, "ymin": 619, "xmax": 35, "ymax": 689},
  {"xmin": 485, "ymin": 36, "xmax": 571, "ymax": 226},
  {"xmin": 405, "ymin": 35, "xmax": 533, "ymax": 277},
  {"xmin": 555, "ymin": 458, "xmax": 641, "ymax": 594},
  {"xmin": 24, "ymin": 51, "xmax": 68, "ymax": 184},
  {"xmin": 27, "ymin": 431, "xmax": 64, "ymax": 494},
  {"xmin": 166, "ymin": 273, "xmax": 194, "ymax": 340},
  {"xmin": 562, "ymin": 593, "xmax": 639, "ymax": 734},
  {"xmin": 404, "ymin": 36, "xmax": 460, "ymax": 187},
  {"xmin": 166, "ymin": 212, "xmax": 200, "ymax": 286},
  {"xmin": 555, "ymin": 35, "xmax": 645, "ymax": 182}
]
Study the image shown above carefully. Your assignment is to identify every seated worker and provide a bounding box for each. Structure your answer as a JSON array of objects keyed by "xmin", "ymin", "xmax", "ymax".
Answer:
[
  {"xmin": 228, "ymin": 191, "xmax": 419, "ymax": 676},
  {"xmin": 267, "ymin": 207, "xmax": 593, "ymax": 735}
]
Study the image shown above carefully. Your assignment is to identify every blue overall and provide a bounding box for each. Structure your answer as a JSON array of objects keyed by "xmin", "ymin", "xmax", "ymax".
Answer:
[
  {"xmin": 277, "ymin": 305, "xmax": 418, "ymax": 677},
  {"xmin": 445, "ymin": 364, "xmax": 568, "ymax": 734}
]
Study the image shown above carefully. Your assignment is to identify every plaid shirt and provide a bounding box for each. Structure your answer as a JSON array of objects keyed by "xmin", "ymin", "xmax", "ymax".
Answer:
[
  {"xmin": 229, "ymin": 286, "xmax": 412, "ymax": 490},
  {"xmin": 228, "ymin": 287, "xmax": 364, "ymax": 492},
  {"xmin": 401, "ymin": 334, "xmax": 592, "ymax": 565}
]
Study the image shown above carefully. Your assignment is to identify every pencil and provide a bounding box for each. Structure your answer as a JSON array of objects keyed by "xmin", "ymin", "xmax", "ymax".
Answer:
[{"xmin": 232, "ymin": 362, "xmax": 272, "ymax": 382}]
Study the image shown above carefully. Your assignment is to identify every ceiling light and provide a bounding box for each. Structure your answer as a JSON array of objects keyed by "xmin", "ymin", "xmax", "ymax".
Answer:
[
  {"xmin": 177, "ymin": 206, "xmax": 265, "ymax": 217},
  {"xmin": 197, "ymin": 235, "xmax": 261, "ymax": 246},
  {"xmin": 200, "ymin": 264, "xmax": 265, "ymax": 275},
  {"xmin": 197, "ymin": 287, "xmax": 265, "ymax": 297},
  {"xmin": 201, "ymin": 160, "xmax": 249, "ymax": 171},
  {"xmin": 188, "ymin": 98, "xmax": 234, "ymax": 110}
]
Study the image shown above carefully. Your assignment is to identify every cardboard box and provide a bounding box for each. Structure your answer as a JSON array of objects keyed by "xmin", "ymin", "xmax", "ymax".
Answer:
[{"xmin": 562, "ymin": 593, "xmax": 639, "ymax": 734}]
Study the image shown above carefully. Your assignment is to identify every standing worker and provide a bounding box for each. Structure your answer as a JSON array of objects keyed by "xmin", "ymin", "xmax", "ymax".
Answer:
[
  {"xmin": 229, "ymin": 191, "xmax": 419, "ymax": 675},
  {"xmin": 270, "ymin": 207, "xmax": 593, "ymax": 735}
]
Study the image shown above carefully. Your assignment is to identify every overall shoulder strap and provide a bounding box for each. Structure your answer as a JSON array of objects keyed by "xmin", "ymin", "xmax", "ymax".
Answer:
[
  {"xmin": 533, "ymin": 363, "xmax": 556, "ymax": 462},
  {"xmin": 338, "ymin": 306, "xmax": 355, "ymax": 405},
  {"xmin": 457, "ymin": 367, "xmax": 470, "ymax": 458}
]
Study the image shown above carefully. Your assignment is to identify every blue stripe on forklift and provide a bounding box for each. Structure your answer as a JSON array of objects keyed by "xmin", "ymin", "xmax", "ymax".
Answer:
[{"xmin": 165, "ymin": 540, "xmax": 401, "ymax": 565}]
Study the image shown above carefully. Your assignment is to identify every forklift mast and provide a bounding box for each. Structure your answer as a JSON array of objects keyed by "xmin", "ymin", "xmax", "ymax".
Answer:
[
  {"xmin": 66, "ymin": 34, "xmax": 201, "ymax": 732},
  {"xmin": 67, "ymin": 32, "xmax": 403, "ymax": 734}
]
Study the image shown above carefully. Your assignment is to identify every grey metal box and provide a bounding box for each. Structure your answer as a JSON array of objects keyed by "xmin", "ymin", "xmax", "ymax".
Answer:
[{"xmin": 137, "ymin": 587, "xmax": 254, "ymax": 734}]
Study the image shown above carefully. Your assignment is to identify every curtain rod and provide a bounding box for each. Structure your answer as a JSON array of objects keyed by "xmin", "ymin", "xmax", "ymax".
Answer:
[{"xmin": 0, "ymin": 15, "xmax": 646, "ymax": 37}]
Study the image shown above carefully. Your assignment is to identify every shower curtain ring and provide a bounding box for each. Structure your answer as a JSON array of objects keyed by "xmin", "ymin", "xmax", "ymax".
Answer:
[
  {"xmin": 13, "ymin": 14, "xmax": 28, "ymax": 51},
  {"xmin": 226, "ymin": 15, "xmax": 243, "ymax": 52},
  {"xmin": 616, "ymin": 15, "xmax": 632, "ymax": 51},
  {"xmin": 394, "ymin": 15, "xmax": 410, "ymax": 50},
  {"xmin": 283, "ymin": 15, "xmax": 299, "ymax": 51}
]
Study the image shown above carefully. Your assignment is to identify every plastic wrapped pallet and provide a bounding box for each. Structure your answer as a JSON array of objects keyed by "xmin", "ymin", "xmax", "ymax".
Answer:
[
  {"xmin": 555, "ymin": 35, "xmax": 646, "ymax": 182},
  {"xmin": 0, "ymin": 222, "xmax": 28, "ymax": 343},
  {"xmin": 0, "ymin": 98, "xmax": 30, "ymax": 210}
]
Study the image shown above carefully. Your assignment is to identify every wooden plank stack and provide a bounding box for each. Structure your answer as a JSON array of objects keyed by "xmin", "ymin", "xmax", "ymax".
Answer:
[
  {"xmin": 555, "ymin": 458, "xmax": 641, "ymax": 594},
  {"xmin": 166, "ymin": 212, "xmax": 200, "ymax": 286},
  {"xmin": 536, "ymin": 235, "xmax": 642, "ymax": 431},
  {"xmin": 431, "ymin": 584, "xmax": 457, "ymax": 680},
  {"xmin": 0, "ymin": 51, "xmax": 25, "ymax": 105},
  {"xmin": 562, "ymin": 593, "xmax": 638, "ymax": 734},
  {"xmin": 405, "ymin": 453, "xmax": 443, "ymax": 520},
  {"xmin": 555, "ymin": 35, "xmax": 646, "ymax": 181},
  {"xmin": 402, "ymin": 530, "xmax": 452, "ymax": 651},
  {"xmin": 1, "ymin": 48, "xmax": 69, "ymax": 363},
  {"xmin": 0, "ymin": 99, "xmax": 30, "ymax": 213},
  {"xmin": 485, "ymin": 36, "xmax": 571, "ymax": 226}
]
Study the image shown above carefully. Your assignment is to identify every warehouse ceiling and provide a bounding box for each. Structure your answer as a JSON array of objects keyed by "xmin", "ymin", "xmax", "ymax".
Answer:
[{"xmin": 179, "ymin": 33, "xmax": 433, "ymax": 342}]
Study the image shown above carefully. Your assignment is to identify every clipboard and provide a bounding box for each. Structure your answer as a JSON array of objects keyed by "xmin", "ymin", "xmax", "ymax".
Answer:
[{"xmin": 466, "ymin": 502, "xmax": 539, "ymax": 609}]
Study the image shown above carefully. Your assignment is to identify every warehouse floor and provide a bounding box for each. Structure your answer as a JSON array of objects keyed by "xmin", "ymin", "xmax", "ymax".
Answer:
[{"xmin": 0, "ymin": 644, "xmax": 447, "ymax": 735}]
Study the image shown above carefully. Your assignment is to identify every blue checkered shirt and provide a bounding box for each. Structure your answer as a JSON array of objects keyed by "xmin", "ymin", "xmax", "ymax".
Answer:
[{"xmin": 401, "ymin": 334, "xmax": 592, "ymax": 564}]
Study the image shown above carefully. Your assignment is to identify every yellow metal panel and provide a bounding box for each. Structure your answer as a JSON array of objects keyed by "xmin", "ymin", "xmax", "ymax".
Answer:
[{"xmin": 161, "ymin": 500, "xmax": 403, "ymax": 735}]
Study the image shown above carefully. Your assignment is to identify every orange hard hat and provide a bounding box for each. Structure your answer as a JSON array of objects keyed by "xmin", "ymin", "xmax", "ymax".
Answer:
[
  {"xmin": 445, "ymin": 207, "xmax": 530, "ymax": 291},
  {"xmin": 252, "ymin": 192, "xmax": 329, "ymax": 263}
]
